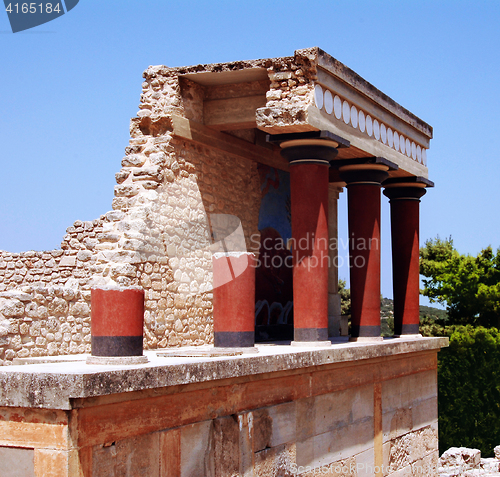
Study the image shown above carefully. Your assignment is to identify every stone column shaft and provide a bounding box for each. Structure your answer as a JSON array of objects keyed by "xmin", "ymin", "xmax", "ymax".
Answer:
[
  {"xmin": 384, "ymin": 185, "xmax": 426, "ymax": 336},
  {"xmin": 289, "ymin": 162, "xmax": 329, "ymax": 341},
  {"xmin": 340, "ymin": 165, "xmax": 389, "ymax": 340},
  {"xmin": 279, "ymin": 138, "xmax": 339, "ymax": 343},
  {"xmin": 213, "ymin": 252, "xmax": 256, "ymax": 347},
  {"xmin": 90, "ymin": 288, "xmax": 145, "ymax": 357}
]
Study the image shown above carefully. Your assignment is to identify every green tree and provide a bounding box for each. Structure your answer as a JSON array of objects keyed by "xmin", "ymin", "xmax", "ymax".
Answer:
[
  {"xmin": 420, "ymin": 237, "xmax": 500, "ymax": 327},
  {"xmin": 438, "ymin": 326, "xmax": 500, "ymax": 456},
  {"xmin": 338, "ymin": 279, "xmax": 351, "ymax": 316}
]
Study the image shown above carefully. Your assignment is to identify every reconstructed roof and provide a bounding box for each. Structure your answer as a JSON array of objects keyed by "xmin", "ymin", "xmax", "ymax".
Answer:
[{"xmin": 138, "ymin": 47, "xmax": 432, "ymax": 179}]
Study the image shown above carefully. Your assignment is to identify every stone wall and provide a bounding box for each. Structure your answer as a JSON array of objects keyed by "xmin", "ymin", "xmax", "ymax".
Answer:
[{"xmin": 0, "ymin": 219, "xmax": 103, "ymax": 364}]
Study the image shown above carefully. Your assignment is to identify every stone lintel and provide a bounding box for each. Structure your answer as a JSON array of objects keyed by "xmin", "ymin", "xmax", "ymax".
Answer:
[
  {"xmin": 0, "ymin": 338, "xmax": 448, "ymax": 410},
  {"xmin": 331, "ymin": 156, "xmax": 399, "ymax": 171},
  {"xmin": 266, "ymin": 130, "xmax": 350, "ymax": 148}
]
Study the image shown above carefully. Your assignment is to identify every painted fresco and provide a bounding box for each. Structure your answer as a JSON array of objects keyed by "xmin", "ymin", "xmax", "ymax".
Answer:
[{"xmin": 255, "ymin": 164, "xmax": 293, "ymax": 341}]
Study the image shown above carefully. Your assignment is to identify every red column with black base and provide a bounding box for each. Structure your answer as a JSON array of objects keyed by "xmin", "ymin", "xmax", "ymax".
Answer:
[
  {"xmin": 289, "ymin": 162, "xmax": 330, "ymax": 341},
  {"xmin": 340, "ymin": 165, "xmax": 389, "ymax": 340},
  {"xmin": 91, "ymin": 288, "xmax": 145, "ymax": 356},
  {"xmin": 384, "ymin": 185, "xmax": 426, "ymax": 336},
  {"xmin": 213, "ymin": 252, "xmax": 256, "ymax": 347},
  {"xmin": 280, "ymin": 139, "xmax": 339, "ymax": 343}
]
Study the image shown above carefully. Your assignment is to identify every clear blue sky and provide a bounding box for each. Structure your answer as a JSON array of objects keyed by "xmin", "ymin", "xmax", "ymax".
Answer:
[{"xmin": 1, "ymin": 1, "xmax": 499, "ymax": 304}]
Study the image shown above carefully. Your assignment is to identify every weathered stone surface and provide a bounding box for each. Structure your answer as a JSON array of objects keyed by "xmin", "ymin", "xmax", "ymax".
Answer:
[
  {"xmin": 181, "ymin": 420, "xmax": 214, "ymax": 477},
  {"xmin": 0, "ymin": 446, "xmax": 35, "ymax": 477},
  {"xmin": 92, "ymin": 431, "xmax": 160, "ymax": 476},
  {"xmin": 0, "ymin": 339, "xmax": 446, "ymax": 410},
  {"xmin": 254, "ymin": 443, "xmax": 296, "ymax": 477},
  {"xmin": 121, "ymin": 154, "xmax": 146, "ymax": 167},
  {"xmin": 389, "ymin": 426, "xmax": 438, "ymax": 471},
  {"xmin": 213, "ymin": 416, "xmax": 239, "ymax": 476},
  {"xmin": 437, "ymin": 447, "xmax": 500, "ymax": 476},
  {"xmin": 440, "ymin": 447, "xmax": 481, "ymax": 471},
  {"xmin": 495, "ymin": 446, "xmax": 500, "ymax": 461},
  {"xmin": 0, "ymin": 299, "xmax": 24, "ymax": 318}
]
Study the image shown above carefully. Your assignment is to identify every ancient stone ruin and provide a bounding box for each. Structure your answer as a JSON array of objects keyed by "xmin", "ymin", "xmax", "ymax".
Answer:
[{"xmin": 0, "ymin": 47, "xmax": 447, "ymax": 477}]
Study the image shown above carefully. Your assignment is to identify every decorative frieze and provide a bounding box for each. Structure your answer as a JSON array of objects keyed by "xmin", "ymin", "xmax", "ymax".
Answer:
[{"xmin": 314, "ymin": 84, "xmax": 428, "ymax": 166}]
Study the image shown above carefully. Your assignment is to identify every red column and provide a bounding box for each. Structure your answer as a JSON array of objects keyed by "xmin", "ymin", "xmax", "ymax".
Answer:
[
  {"xmin": 289, "ymin": 162, "xmax": 329, "ymax": 341},
  {"xmin": 339, "ymin": 165, "xmax": 389, "ymax": 340},
  {"xmin": 383, "ymin": 185, "xmax": 426, "ymax": 336},
  {"xmin": 213, "ymin": 252, "xmax": 256, "ymax": 347},
  {"xmin": 280, "ymin": 139, "xmax": 339, "ymax": 343},
  {"xmin": 91, "ymin": 288, "xmax": 145, "ymax": 356}
]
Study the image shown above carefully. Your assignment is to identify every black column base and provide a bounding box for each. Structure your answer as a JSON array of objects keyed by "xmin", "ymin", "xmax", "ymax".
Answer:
[
  {"xmin": 294, "ymin": 327, "xmax": 329, "ymax": 342},
  {"xmin": 91, "ymin": 335, "xmax": 143, "ymax": 357},
  {"xmin": 214, "ymin": 331, "xmax": 255, "ymax": 348}
]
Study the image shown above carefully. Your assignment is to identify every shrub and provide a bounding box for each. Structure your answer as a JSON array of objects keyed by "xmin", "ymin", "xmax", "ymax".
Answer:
[{"xmin": 438, "ymin": 326, "xmax": 500, "ymax": 456}]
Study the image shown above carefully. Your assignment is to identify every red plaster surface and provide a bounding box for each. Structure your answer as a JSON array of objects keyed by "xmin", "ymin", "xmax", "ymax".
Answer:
[
  {"xmin": 290, "ymin": 163, "xmax": 329, "ymax": 331},
  {"xmin": 391, "ymin": 199, "xmax": 420, "ymax": 329},
  {"xmin": 213, "ymin": 254, "xmax": 256, "ymax": 332},
  {"xmin": 91, "ymin": 289, "xmax": 145, "ymax": 337},
  {"xmin": 348, "ymin": 183, "xmax": 382, "ymax": 329}
]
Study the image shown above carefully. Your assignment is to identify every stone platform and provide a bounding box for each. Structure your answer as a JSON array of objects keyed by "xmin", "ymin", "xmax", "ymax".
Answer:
[{"xmin": 0, "ymin": 336, "xmax": 447, "ymax": 476}]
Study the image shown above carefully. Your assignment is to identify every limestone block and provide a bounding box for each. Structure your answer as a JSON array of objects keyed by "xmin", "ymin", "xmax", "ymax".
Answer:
[
  {"xmin": 36, "ymin": 306, "xmax": 49, "ymax": 320},
  {"xmin": 266, "ymin": 402, "xmax": 296, "ymax": 448},
  {"xmin": 440, "ymin": 447, "xmax": 481, "ymax": 471},
  {"xmin": 387, "ymin": 464, "xmax": 413, "ymax": 476},
  {"xmin": 412, "ymin": 396, "xmax": 438, "ymax": 431},
  {"xmin": 355, "ymin": 447, "xmax": 376, "ymax": 477},
  {"xmin": 115, "ymin": 170, "xmax": 130, "ymax": 184},
  {"xmin": 114, "ymin": 184, "xmax": 140, "ymax": 198},
  {"xmin": 9, "ymin": 335, "xmax": 21, "ymax": 350},
  {"xmin": 149, "ymin": 152, "xmax": 166, "ymax": 165},
  {"xmin": 315, "ymin": 385, "xmax": 373, "ymax": 436},
  {"xmin": 77, "ymin": 250, "xmax": 92, "ymax": 262},
  {"xmin": 0, "ymin": 291, "xmax": 32, "ymax": 302},
  {"xmin": 318, "ymin": 420, "xmax": 374, "ymax": 469},
  {"xmin": 0, "ymin": 446, "xmax": 34, "ymax": 477},
  {"xmin": 410, "ymin": 449, "xmax": 439, "ymax": 476},
  {"xmin": 59, "ymin": 256, "xmax": 76, "ymax": 267},
  {"xmin": 0, "ymin": 319, "xmax": 10, "ymax": 337},
  {"xmin": 121, "ymin": 154, "xmax": 146, "ymax": 167},
  {"xmin": 388, "ymin": 426, "xmax": 438, "ymax": 472},
  {"xmin": 480, "ymin": 457, "xmax": 500, "ymax": 472},
  {"xmin": 212, "ymin": 416, "xmax": 240, "ymax": 477},
  {"xmin": 70, "ymin": 302, "xmax": 90, "ymax": 317},
  {"xmin": 92, "ymin": 432, "xmax": 160, "ymax": 477},
  {"xmin": 0, "ymin": 299, "xmax": 24, "ymax": 318},
  {"xmin": 251, "ymin": 409, "xmax": 273, "ymax": 452},
  {"xmin": 48, "ymin": 298, "xmax": 68, "ymax": 317},
  {"xmin": 180, "ymin": 420, "xmax": 214, "ymax": 477},
  {"xmin": 383, "ymin": 407, "xmax": 413, "ymax": 442},
  {"xmin": 254, "ymin": 443, "xmax": 296, "ymax": 477}
]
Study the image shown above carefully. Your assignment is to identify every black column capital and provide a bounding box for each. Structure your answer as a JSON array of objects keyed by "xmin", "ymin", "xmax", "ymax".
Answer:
[
  {"xmin": 339, "ymin": 165, "xmax": 389, "ymax": 185},
  {"xmin": 383, "ymin": 176, "xmax": 433, "ymax": 201},
  {"xmin": 267, "ymin": 130, "xmax": 348, "ymax": 166},
  {"xmin": 280, "ymin": 142, "xmax": 339, "ymax": 165},
  {"xmin": 383, "ymin": 186, "xmax": 427, "ymax": 201}
]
